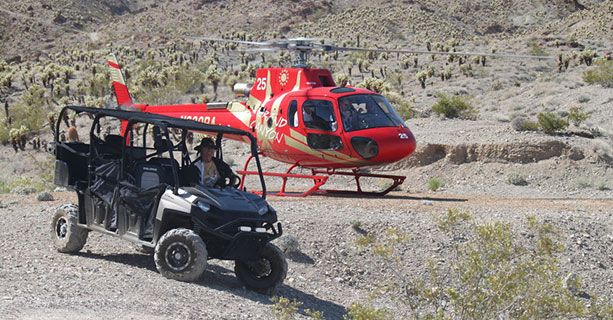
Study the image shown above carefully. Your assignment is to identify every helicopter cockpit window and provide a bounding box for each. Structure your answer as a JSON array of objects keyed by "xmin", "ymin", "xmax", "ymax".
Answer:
[
  {"xmin": 338, "ymin": 95, "xmax": 407, "ymax": 132},
  {"xmin": 302, "ymin": 100, "xmax": 337, "ymax": 131},
  {"xmin": 288, "ymin": 100, "xmax": 298, "ymax": 127}
]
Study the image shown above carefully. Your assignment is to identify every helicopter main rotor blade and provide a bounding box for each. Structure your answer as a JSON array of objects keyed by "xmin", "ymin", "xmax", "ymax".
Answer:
[
  {"xmin": 191, "ymin": 36, "xmax": 273, "ymax": 46},
  {"xmin": 192, "ymin": 36, "xmax": 556, "ymax": 62},
  {"xmin": 325, "ymin": 45, "xmax": 555, "ymax": 60},
  {"xmin": 244, "ymin": 48, "xmax": 279, "ymax": 52}
]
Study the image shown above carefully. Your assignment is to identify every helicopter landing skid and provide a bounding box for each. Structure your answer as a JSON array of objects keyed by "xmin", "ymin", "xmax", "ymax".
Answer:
[
  {"xmin": 237, "ymin": 161, "xmax": 328, "ymax": 197},
  {"xmin": 310, "ymin": 169, "xmax": 406, "ymax": 197},
  {"xmin": 237, "ymin": 156, "xmax": 404, "ymax": 197}
]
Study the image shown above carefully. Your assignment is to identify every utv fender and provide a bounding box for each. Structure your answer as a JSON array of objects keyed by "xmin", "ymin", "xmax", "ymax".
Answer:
[
  {"xmin": 155, "ymin": 188, "xmax": 196, "ymax": 220},
  {"xmin": 153, "ymin": 209, "xmax": 194, "ymax": 243}
]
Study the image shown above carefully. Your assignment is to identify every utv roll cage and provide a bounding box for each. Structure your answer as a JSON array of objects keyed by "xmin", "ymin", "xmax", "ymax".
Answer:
[{"xmin": 54, "ymin": 105, "xmax": 267, "ymax": 197}]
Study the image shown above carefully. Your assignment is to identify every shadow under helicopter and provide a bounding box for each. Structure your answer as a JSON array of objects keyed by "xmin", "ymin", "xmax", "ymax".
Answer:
[{"xmin": 264, "ymin": 191, "xmax": 468, "ymax": 202}]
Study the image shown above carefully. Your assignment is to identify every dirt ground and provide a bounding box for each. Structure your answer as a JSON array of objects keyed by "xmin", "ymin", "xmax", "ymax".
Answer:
[{"xmin": 0, "ymin": 188, "xmax": 610, "ymax": 319}]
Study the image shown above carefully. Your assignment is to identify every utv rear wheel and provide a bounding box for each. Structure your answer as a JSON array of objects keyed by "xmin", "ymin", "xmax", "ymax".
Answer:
[
  {"xmin": 154, "ymin": 228, "xmax": 207, "ymax": 282},
  {"xmin": 235, "ymin": 243, "xmax": 288, "ymax": 294},
  {"xmin": 51, "ymin": 204, "xmax": 88, "ymax": 253}
]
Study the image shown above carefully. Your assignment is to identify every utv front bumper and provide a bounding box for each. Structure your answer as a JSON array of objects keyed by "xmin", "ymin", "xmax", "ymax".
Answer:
[{"xmin": 194, "ymin": 218, "xmax": 283, "ymax": 260}]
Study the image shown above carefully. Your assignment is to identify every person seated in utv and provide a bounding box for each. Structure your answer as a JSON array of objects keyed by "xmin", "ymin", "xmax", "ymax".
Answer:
[{"xmin": 184, "ymin": 137, "xmax": 237, "ymax": 188}]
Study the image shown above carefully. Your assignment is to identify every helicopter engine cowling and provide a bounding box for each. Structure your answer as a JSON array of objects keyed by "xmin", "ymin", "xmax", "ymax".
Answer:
[{"xmin": 233, "ymin": 83, "xmax": 252, "ymax": 97}]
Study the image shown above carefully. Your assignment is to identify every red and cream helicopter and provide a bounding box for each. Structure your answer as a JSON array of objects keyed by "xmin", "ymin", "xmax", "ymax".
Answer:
[{"xmin": 107, "ymin": 38, "xmax": 552, "ymax": 196}]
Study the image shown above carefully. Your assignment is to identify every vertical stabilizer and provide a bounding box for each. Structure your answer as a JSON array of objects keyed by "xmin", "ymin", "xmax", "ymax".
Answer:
[{"xmin": 107, "ymin": 54, "xmax": 133, "ymax": 107}]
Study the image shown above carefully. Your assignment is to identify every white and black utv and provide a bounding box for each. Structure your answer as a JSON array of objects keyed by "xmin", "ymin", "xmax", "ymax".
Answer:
[{"xmin": 51, "ymin": 105, "xmax": 286, "ymax": 294}]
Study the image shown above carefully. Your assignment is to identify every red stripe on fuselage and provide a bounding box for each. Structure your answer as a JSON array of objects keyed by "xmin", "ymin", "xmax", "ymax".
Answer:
[{"xmin": 108, "ymin": 61, "xmax": 120, "ymax": 69}]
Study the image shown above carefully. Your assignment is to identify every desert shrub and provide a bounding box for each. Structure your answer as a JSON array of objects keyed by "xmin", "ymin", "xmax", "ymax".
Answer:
[
  {"xmin": 173, "ymin": 67, "xmax": 206, "ymax": 93},
  {"xmin": 11, "ymin": 87, "xmax": 51, "ymax": 133},
  {"xmin": 305, "ymin": 308, "xmax": 323, "ymax": 320},
  {"xmin": 576, "ymin": 179, "xmax": 592, "ymax": 189},
  {"xmin": 577, "ymin": 95, "xmax": 590, "ymax": 103},
  {"xmin": 582, "ymin": 60, "xmax": 613, "ymax": 87},
  {"xmin": 511, "ymin": 116, "xmax": 539, "ymax": 132},
  {"xmin": 596, "ymin": 182, "xmax": 610, "ymax": 191},
  {"xmin": 435, "ymin": 208, "xmax": 472, "ymax": 232},
  {"xmin": 537, "ymin": 112, "xmax": 569, "ymax": 133},
  {"xmin": 4, "ymin": 176, "xmax": 47, "ymax": 193},
  {"xmin": 528, "ymin": 40, "xmax": 547, "ymax": 56},
  {"xmin": 354, "ymin": 213, "xmax": 604, "ymax": 319},
  {"xmin": 507, "ymin": 172, "xmax": 528, "ymax": 186},
  {"xmin": 271, "ymin": 296, "xmax": 301, "ymax": 320},
  {"xmin": 427, "ymin": 177, "xmax": 443, "ymax": 191},
  {"xmin": 491, "ymin": 80, "xmax": 503, "ymax": 91},
  {"xmin": 431, "ymin": 94, "xmax": 477, "ymax": 119},
  {"xmin": 568, "ymin": 106, "xmax": 590, "ymax": 126},
  {"xmin": 343, "ymin": 303, "xmax": 389, "ymax": 320}
]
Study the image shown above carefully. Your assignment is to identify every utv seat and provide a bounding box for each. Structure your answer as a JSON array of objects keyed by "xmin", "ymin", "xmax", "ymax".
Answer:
[
  {"xmin": 134, "ymin": 158, "xmax": 179, "ymax": 190},
  {"xmin": 103, "ymin": 134, "xmax": 124, "ymax": 158}
]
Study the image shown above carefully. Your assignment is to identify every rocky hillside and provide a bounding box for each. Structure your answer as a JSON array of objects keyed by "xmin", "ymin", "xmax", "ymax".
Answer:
[{"xmin": 1, "ymin": 0, "xmax": 611, "ymax": 60}]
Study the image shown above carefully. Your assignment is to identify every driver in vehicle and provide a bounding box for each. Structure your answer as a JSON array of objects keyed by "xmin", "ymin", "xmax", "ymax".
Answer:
[{"xmin": 185, "ymin": 137, "xmax": 236, "ymax": 188}]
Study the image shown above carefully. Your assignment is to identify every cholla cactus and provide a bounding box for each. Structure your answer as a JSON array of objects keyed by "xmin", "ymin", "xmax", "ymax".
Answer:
[
  {"xmin": 442, "ymin": 65, "xmax": 453, "ymax": 81},
  {"xmin": 205, "ymin": 64, "xmax": 221, "ymax": 99},
  {"xmin": 416, "ymin": 71, "xmax": 428, "ymax": 89},
  {"xmin": 426, "ymin": 66, "xmax": 435, "ymax": 78},
  {"xmin": 558, "ymin": 54, "xmax": 570, "ymax": 72},
  {"xmin": 84, "ymin": 96, "xmax": 106, "ymax": 108},
  {"xmin": 15, "ymin": 125, "xmax": 28, "ymax": 151},
  {"xmin": 579, "ymin": 50, "xmax": 596, "ymax": 66},
  {"xmin": 21, "ymin": 85, "xmax": 47, "ymax": 108},
  {"xmin": 460, "ymin": 64, "xmax": 473, "ymax": 77},
  {"xmin": 47, "ymin": 112, "xmax": 56, "ymax": 134},
  {"xmin": 400, "ymin": 55, "xmax": 412, "ymax": 69},
  {"xmin": 356, "ymin": 78, "xmax": 391, "ymax": 94},
  {"xmin": 334, "ymin": 73, "xmax": 350, "ymax": 87}
]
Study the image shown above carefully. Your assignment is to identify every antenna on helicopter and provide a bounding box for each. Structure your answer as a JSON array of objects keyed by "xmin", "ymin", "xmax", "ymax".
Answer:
[{"xmin": 192, "ymin": 36, "xmax": 556, "ymax": 67}]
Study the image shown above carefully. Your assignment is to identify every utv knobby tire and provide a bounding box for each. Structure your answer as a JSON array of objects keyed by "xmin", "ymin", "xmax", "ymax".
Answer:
[
  {"xmin": 154, "ymin": 228, "xmax": 207, "ymax": 282},
  {"xmin": 51, "ymin": 203, "xmax": 88, "ymax": 253},
  {"xmin": 234, "ymin": 243, "xmax": 288, "ymax": 294}
]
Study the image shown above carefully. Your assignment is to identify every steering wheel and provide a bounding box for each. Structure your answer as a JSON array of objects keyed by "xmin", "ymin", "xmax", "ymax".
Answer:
[
  {"xmin": 228, "ymin": 174, "xmax": 241, "ymax": 188},
  {"xmin": 214, "ymin": 174, "xmax": 242, "ymax": 189}
]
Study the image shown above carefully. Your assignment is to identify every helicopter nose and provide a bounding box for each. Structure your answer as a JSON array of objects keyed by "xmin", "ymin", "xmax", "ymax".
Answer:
[{"xmin": 349, "ymin": 127, "xmax": 416, "ymax": 163}]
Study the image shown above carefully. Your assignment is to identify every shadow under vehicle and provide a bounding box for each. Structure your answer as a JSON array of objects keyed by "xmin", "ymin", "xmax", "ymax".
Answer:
[{"xmin": 51, "ymin": 105, "xmax": 287, "ymax": 294}]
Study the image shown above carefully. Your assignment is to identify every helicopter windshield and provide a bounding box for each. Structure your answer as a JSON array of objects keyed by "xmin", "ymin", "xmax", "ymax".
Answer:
[{"xmin": 338, "ymin": 94, "xmax": 407, "ymax": 132}]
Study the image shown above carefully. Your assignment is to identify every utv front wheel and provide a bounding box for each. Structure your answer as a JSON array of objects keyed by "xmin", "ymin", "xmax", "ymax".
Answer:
[
  {"xmin": 235, "ymin": 243, "xmax": 288, "ymax": 294},
  {"xmin": 51, "ymin": 204, "xmax": 88, "ymax": 253},
  {"xmin": 154, "ymin": 228, "xmax": 207, "ymax": 282}
]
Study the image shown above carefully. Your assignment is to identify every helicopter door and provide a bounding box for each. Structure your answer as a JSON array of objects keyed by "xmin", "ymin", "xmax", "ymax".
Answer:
[{"xmin": 300, "ymin": 100, "xmax": 344, "ymax": 152}]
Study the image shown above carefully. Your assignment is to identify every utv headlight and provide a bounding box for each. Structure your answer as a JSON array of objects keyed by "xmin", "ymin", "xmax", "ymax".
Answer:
[{"xmin": 196, "ymin": 201, "xmax": 210, "ymax": 212}]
